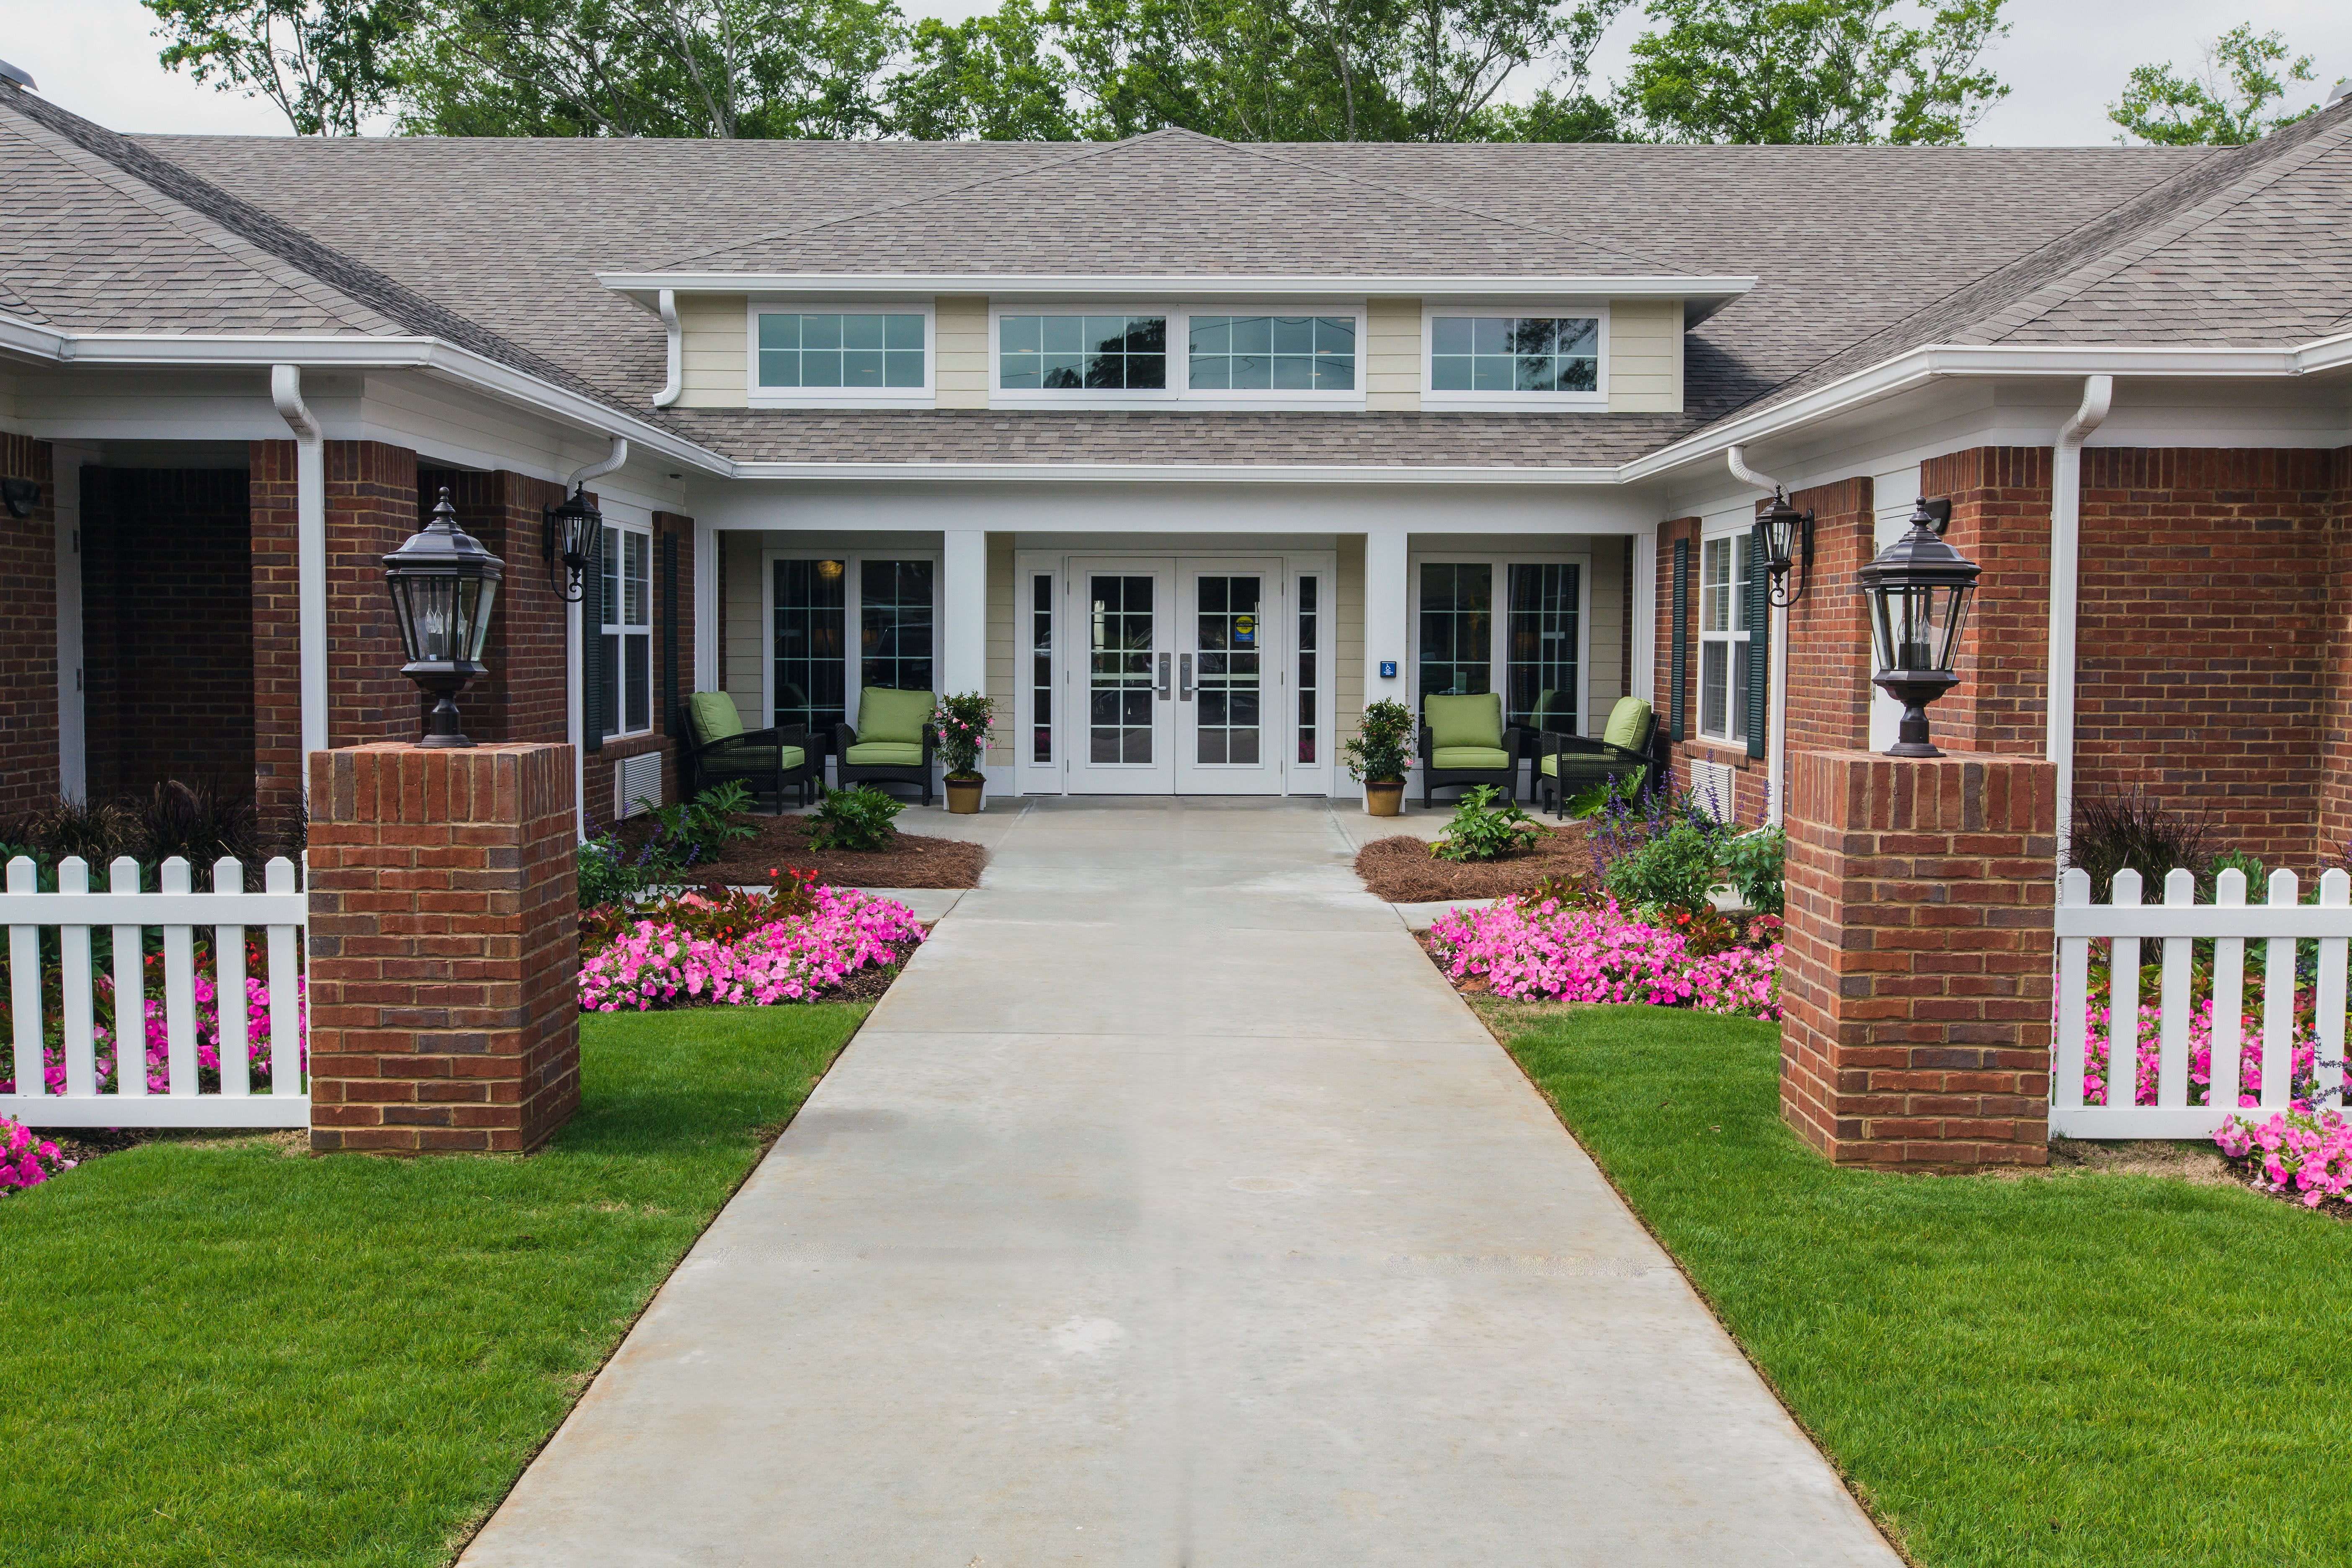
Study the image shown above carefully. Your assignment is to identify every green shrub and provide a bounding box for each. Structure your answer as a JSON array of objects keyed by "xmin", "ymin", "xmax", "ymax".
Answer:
[
  {"xmin": 578, "ymin": 833, "xmax": 640, "ymax": 911},
  {"xmin": 807, "ymin": 785, "xmax": 902, "ymax": 852},
  {"xmin": 1343, "ymin": 699, "xmax": 1414, "ymax": 785},
  {"xmin": 1602, "ymin": 819, "xmax": 1722, "ymax": 917},
  {"xmin": 933, "ymin": 691, "xmax": 995, "ymax": 779},
  {"xmin": 1719, "ymin": 825, "xmax": 1786, "ymax": 916},
  {"xmin": 579, "ymin": 782, "xmax": 758, "ymax": 910},
  {"xmin": 1431, "ymin": 786, "xmax": 1542, "ymax": 863}
]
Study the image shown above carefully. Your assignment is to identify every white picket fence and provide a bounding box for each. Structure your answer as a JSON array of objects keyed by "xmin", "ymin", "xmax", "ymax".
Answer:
[
  {"xmin": 1, "ymin": 854, "xmax": 307, "ymax": 1129},
  {"xmin": 2053, "ymin": 866, "xmax": 2349, "ymax": 1139}
]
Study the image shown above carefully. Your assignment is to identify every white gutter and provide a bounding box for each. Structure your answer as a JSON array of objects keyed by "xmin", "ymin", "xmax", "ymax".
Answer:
[
  {"xmin": 725, "ymin": 460, "xmax": 1622, "ymax": 485},
  {"xmin": 2048, "ymin": 375, "xmax": 2113, "ymax": 858},
  {"xmin": 268, "ymin": 366, "xmax": 329, "ymax": 776},
  {"xmin": 652, "ymin": 290, "xmax": 682, "ymax": 408},
  {"xmin": 1725, "ymin": 446, "xmax": 1790, "ymax": 826},
  {"xmin": 599, "ymin": 271, "xmax": 1759, "ymax": 309},
  {"xmin": 568, "ymin": 436, "xmax": 629, "ymax": 492}
]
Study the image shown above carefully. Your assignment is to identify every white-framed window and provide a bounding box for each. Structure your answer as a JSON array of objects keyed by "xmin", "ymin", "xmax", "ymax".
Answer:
[
  {"xmin": 746, "ymin": 302, "xmax": 934, "ymax": 405},
  {"xmin": 1420, "ymin": 304, "xmax": 1608, "ymax": 408},
  {"xmin": 989, "ymin": 305, "xmax": 1368, "ymax": 407},
  {"xmin": 1698, "ymin": 531, "xmax": 1754, "ymax": 743},
  {"xmin": 599, "ymin": 521, "xmax": 652, "ymax": 739},
  {"xmin": 1409, "ymin": 552, "xmax": 1591, "ymax": 738},
  {"xmin": 762, "ymin": 549, "xmax": 941, "ymax": 744}
]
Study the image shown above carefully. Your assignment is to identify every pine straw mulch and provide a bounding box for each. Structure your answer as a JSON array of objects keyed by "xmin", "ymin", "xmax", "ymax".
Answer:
[
  {"xmin": 610, "ymin": 811, "xmax": 985, "ymax": 889},
  {"xmin": 1354, "ymin": 825, "xmax": 1599, "ymax": 903}
]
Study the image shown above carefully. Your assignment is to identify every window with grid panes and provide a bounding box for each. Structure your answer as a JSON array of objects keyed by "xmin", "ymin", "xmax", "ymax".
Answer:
[
  {"xmin": 1699, "ymin": 534, "xmax": 1753, "ymax": 742},
  {"xmin": 1031, "ymin": 574, "xmax": 1053, "ymax": 763},
  {"xmin": 1296, "ymin": 576, "xmax": 1319, "ymax": 764},
  {"xmin": 600, "ymin": 523, "xmax": 652, "ymax": 738},
  {"xmin": 999, "ymin": 315, "xmax": 1167, "ymax": 390}
]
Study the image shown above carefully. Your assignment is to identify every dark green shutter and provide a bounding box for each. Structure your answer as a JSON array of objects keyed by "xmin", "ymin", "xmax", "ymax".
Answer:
[
  {"xmin": 582, "ymin": 526, "xmax": 604, "ymax": 756},
  {"xmin": 1669, "ymin": 538, "xmax": 1689, "ymax": 743},
  {"xmin": 1746, "ymin": 521, "xmax": 1770, "ymax": 761},
  {"xmin": 660, "ymin": 531, "xmax": 679, "ymax": 738}
]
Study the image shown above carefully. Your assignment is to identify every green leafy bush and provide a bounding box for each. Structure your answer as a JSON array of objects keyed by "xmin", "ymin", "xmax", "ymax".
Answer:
[
  {"xmin": 933, "ymin": 691, "xmax": 995, "ymax": 780},
  {"xmin": 1602, "ymin": 817, "xmax": 1725, "ymax": 918},
  {"xmin": 578, "ymin": 781, "xmax": 759, "ymax": 910},
  {"xmin": 1720, "ymin": 825, "xmax": 1786, "ymax": 916},
  {"xmin": 1343, "ymin": 699, "xmax": 1414, "ymax": 785},
  {"xmin": 1431, "ymin": 786, "xmax": 1542, "ymax": 863},
  {"xmin": 807, "ymin": 785, "xmax": 902, "ymax": 852}
]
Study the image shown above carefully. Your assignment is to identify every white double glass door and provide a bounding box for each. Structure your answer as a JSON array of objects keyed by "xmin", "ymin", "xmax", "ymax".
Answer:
[{"xmin": 1066, "ymin": 557, "xmax": 1284, "ymax": 795}]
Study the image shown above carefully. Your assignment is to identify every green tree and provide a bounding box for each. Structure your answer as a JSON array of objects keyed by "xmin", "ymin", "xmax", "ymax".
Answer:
[
  {"xmin": 2108, "ymin": 23, "xmax": 2318, "ymax": 146},
  {"xmin": 892, "ymin": 0, "xmax": 1078, "ymax": 139},
  {"xmin": 1620, "ymin": 0, "xmax": 2008, "ymax": 144},
  {"xmin": 394, "ymin": 0, "xmax": 903, "ymax": 138},
  {"xmin": 144, "ymin": 0, "xmax": 416, "ymax": 134}
]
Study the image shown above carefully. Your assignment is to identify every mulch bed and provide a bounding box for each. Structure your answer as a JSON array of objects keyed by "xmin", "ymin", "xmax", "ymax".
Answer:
[
  {"xmin": 1354, "ymin": 827, "xmax": 1599, "ymax": 903},
  {"xmin": 610, "ymin": 812, "xmax": 985, "ymax": 889}
]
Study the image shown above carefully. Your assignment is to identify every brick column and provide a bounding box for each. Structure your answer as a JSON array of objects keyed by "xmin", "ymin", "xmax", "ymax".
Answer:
[
  {"xmin": 0, "ymin": 433, "xmax": 59, "ymax": 818},
  {"xmin": 306, "ymin": 742, "xmax": 579, "ymax": 1153},
  {"xmin": 1780, "ymin": 748, "xmax": 2058, "ymax": 1171}
]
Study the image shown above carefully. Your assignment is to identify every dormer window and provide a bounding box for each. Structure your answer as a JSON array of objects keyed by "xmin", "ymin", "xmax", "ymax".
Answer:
[
  {"xmin": 748, "ymin": 305, "xmax": 933, "ymax": 404},
  {"xmin": 1422, "ymin": 308, "xmax": 1607, "ymax": 407},
  {"xmin": 999, "ymin": 315, "xmax": 1167, "ymax": 392}
]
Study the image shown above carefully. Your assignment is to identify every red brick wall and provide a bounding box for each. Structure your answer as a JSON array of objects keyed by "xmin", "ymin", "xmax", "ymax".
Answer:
[
  {"xmin": 2073, "ymin": 448, "xmax": 2331, "ymax": 862},
  {"xmin": 306, "ymin": 742, "xmax": 580, "ymax": 1153},
  {"xmin": 1780, "ymin": 748, "xmax": 2058, "ymax": 1170},
  {"xmin": 327, "ymin": 442, "xmax": 421, "ymax": 749},
  {"xmin": 1920, "ymin": 447, "xmax": 2053, "ymax": 755},
  {"xmin": 80, "ymin": 467, "xmax": 253, "ymax": 801},
  {"xmin": 0, "ymin": 434, "xmax": 59, "ymax": 817},
  {"xmin": 250, "ymin": 441, "xmax": 301, "ymax": 838},
  {"xmin": 2323, "ymin": 449, "xmax": 2352, "ymax": 856}
]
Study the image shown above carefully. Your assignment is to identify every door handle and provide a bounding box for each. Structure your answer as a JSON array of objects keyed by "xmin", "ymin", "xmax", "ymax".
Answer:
[
  {"xmin": 1179, "ymin": 652, "xmax": 1194, "ymax": 701},
  {"xmin": 1155, "ymin": 650, "xmax": 1172, "ymax": 699}
]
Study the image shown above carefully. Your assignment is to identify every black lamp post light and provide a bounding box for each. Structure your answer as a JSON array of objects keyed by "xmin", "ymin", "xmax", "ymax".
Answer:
[
  {"xmin": 384, "ymin": 486, "xmax": 504, "ymax": 748},
  {"xmin": 1759, "ymin": 489, "xmax": 1816, "ymax": 606},
  {"xmin": 543, "ymin": 485, "xmax": 602, "ymax": 603},
  {"xmin": 1859, "ymin": 497, "xmax": 1981, "ymax": 758}
]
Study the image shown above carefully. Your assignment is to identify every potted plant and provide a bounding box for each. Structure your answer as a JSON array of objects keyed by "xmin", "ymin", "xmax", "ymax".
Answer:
[
  {"xmin": 933, "ymin": 691, "xmax": 996, "ymax": 815},
  {"xmin": 1345, "ymin": 698, "xmax": 1414, "ymax": 817}
]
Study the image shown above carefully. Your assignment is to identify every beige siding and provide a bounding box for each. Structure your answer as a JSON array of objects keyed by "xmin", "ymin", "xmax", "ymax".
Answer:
[
  {"xmin": 1364, "ymin": 298, "xmax": 1421, "ymax": 411},
  {"xmin": 986, "ymin": 533, "xmax": 1015, "ymax": 766},
  {"xmin": 677, "ymin": 294, "xmax": 749, "ymax": 409},
  {"xmin": 1605, "ymin": 298, "xmax": 1682, "ymax": 413},
  {"xmin": 936, "ymin": 296, "xmax": 991, "ymax": 408},
  {"xmin": 1584, "ymin": 538, "xmax": 1626, "ymax": 733},
  {"xmin": 720, "ymin": 532, "xmax": 763, "ymax": 727},
  {"xmin": 1335, "ymin": 537, "xmax": 1365, "ymax": 774}
]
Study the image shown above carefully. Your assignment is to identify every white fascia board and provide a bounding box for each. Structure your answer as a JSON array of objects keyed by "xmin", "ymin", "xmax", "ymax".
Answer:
[
  {"xmin": 26, "ymin": 330, "xmax": 731, "ymax": 477},
  {"xmin": 728, "ymin": 460, "xmax": 1623, "ymax": 485},
  {"xmin": 0, "ymin": 312, "xmax": 73, "ymax": 362},
  {"xmin": 601, "ymin": 272, "xmax": 1756, "ymax": 307}
]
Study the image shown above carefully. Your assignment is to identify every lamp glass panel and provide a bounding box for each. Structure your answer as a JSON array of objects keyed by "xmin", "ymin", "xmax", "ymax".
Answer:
[
  {"xmin": 463, "ymin": 577, "xmax": 497, "ymax": 661},
  {"xmin": 410, "ymin": 576, "xmax": 459, "ymax": 660},
  {"xmin": 1934, "ymin": 584, "xmax": 1973, "ymax": 672}
]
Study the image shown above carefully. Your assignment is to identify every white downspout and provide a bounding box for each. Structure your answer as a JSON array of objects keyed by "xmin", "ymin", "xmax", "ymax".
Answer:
[
  {"xmin": 2049, "ymin": 376, "xmax": 2113, "ymax": 859},
  {"xmin": 564, "ymin": 438, "xmax": 629, "ymax": 840},
  {"xmin": 1726, "ymin": 445, "xmax": 1790, "ymax": 825},
  {"xmin": 652, "ymin": 290, "xmax": 682, "ymax": 408},
  {"xmin": 270, "ymin": 366, "xmax": 327, "ymax": 787}
]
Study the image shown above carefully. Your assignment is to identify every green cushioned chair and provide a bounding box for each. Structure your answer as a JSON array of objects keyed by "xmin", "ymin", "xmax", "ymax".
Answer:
[
  {"xmin": 1535, "ymin": 695, "xmax": 1661, "ymax": 820},
  {"xmin": 684, "ymin": 691, "xmax": 816, "ymax": 810},
  {"xmin": 1418, "ymin": 691, "xmax": 1524, "ymax": 809},
  {"xmin": 834, "ymin": 687, "xmax": 938, "ymax": 806}
]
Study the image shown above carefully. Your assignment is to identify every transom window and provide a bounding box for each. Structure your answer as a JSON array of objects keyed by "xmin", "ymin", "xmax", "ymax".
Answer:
[
  {"xmin": 1699, "ymin": 534, "xmax": 1754, "ymax": 742},
  {"xmin": 1430, "ymin": 316, "xmax": 1600, "ymax": 394},
  {"xmin": 599, "ymin": 523, "xmax": 652, "ymax": 739},
  {"xmin": 1188, "ymin": 315, "xmax": 1355, "ymax": 391},
  {"xmin": 757, "ymin": 312, "xmax": 925, "ymax": 390},
  {"xmin": 1000, "ymin": 315, "xmax": 1167, "ymax": 390}
]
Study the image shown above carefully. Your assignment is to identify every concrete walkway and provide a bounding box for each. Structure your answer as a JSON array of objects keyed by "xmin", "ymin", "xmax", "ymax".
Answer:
[{"xmin": 464, "ymin": 799, "xmax": 1897, "ymax": 1567}]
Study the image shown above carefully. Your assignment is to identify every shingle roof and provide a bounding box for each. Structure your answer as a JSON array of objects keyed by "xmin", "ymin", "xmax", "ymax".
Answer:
[
  {"xmin": 664, "ymin": 407, "xmax": 1694, "ymax": 467},
  {"xmin": 7, "ymin": 72, "xmax": 2340, "ymax": 475}
]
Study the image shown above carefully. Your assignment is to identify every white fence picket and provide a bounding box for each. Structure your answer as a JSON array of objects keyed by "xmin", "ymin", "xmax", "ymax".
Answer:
[
  {"xmin": 0, "ymin": 854, "xmax": 307, "ymax": 1128},
  {"xmin": 2053, "ymin": 860, "xmax": 2352, "ymax": 1140}
]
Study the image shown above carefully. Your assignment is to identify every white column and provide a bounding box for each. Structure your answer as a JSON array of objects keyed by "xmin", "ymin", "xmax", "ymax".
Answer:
[
  {"xmin": 2050, "ymin": 376, "xmax": 2113, "ymax": 857},
  {"xmin": 1362, "ymin": 524, "xmax": 1409, "ymax": 797},
  {"xmin": 1630, "ymin": 524, "xmax": 1657, "ymax": 704},
  {"xmin": 269, "ymin": 367, "xmax": 327, "ymax": 774},
  {"xmin": 52, "ymin": 444, "xmax": 91, "ymax": 799},
  {"xmin": 942, "ymin": 529, "xmax": 988, "ymax": 698},
  {"xmin": 694, "ymin": 517, "xmax": 719, "ymax": 691}
]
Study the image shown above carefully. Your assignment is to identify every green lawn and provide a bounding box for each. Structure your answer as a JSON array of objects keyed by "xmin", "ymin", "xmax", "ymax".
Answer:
[
  {"xmin": 1494, "ymin": 1003, "xmax": 2352, "ymax": 1568},
  {"xmin": 0, "ymin": 1003, "xmax": 868, "ymax": 1568}
]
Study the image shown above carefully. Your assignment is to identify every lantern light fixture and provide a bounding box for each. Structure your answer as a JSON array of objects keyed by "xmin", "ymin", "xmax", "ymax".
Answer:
[
  {"xmin": 1857, "ymin": 497, "xmax": 1979, "ymax": 758},
  {"xmin": 384, "ymin": 486, "xmax": 504, "ymax": 748},
  {"xmin": 1759, "ymin": 489, "xmax": 1815, "ymax": 607},
  {"xmin": 543, "ymin": 485, "xmax": 602, "ymax": 603}
]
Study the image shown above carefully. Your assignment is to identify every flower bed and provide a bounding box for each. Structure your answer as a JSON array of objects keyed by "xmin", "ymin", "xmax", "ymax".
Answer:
[
  {"xmin": 1427, "ymin": 892, "xmax": 1781, "ymax": 1020},
  {"xmin": 1, "ymin": 1116, "xmax": 74, "ymax": 1194},
  {"xmin": 2215, "ymin": 1110, "xmax": 2352, "ymax": 1208},
  {"xmin": 0, "ymin": 934, "xmax": 304, "ymax": 1099},
  {"xmin": 579, "ymin": 883, "xmax": 925, "ymax": 1012},
  {"xmin": 2077, "ymin": 996, "xmax": 2323, "ymax": 1111}
]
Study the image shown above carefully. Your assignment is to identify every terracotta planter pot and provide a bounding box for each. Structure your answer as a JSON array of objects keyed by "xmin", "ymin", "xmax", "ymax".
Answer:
[
  {"xmin": 1364, "ymin": 781, "xmax": 1405, "ymax": 818},
  {"xmin": 944, "ymin": 776, "xmax": 985, "ymax": 815}
]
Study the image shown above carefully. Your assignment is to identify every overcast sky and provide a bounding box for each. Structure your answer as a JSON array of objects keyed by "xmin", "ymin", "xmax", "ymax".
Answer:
[{"xmin": 2, "ymin": 0, "xmax": 2345, "ymax": 144}]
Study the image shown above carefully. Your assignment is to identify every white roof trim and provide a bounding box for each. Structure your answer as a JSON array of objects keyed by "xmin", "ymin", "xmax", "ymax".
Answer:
[{"xmin": 727, "ymin": 461, "xmax": 1621, "ymax": 485}]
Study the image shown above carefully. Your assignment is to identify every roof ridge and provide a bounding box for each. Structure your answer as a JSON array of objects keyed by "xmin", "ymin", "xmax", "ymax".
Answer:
[
  {"xmin": 0, "ymin": 79, "xmax": 632, "ymax": 410},
  {"xmin": 654, "ymin": 135, "xmax": 1139, "ymax": 270},
  {"xmin": 1974, "ymin": 106, "xmax": 2352, "ymax": 343},
  {"xmin": 0, "ymin": 106, "xmax": 397, "ymax": 336}
]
